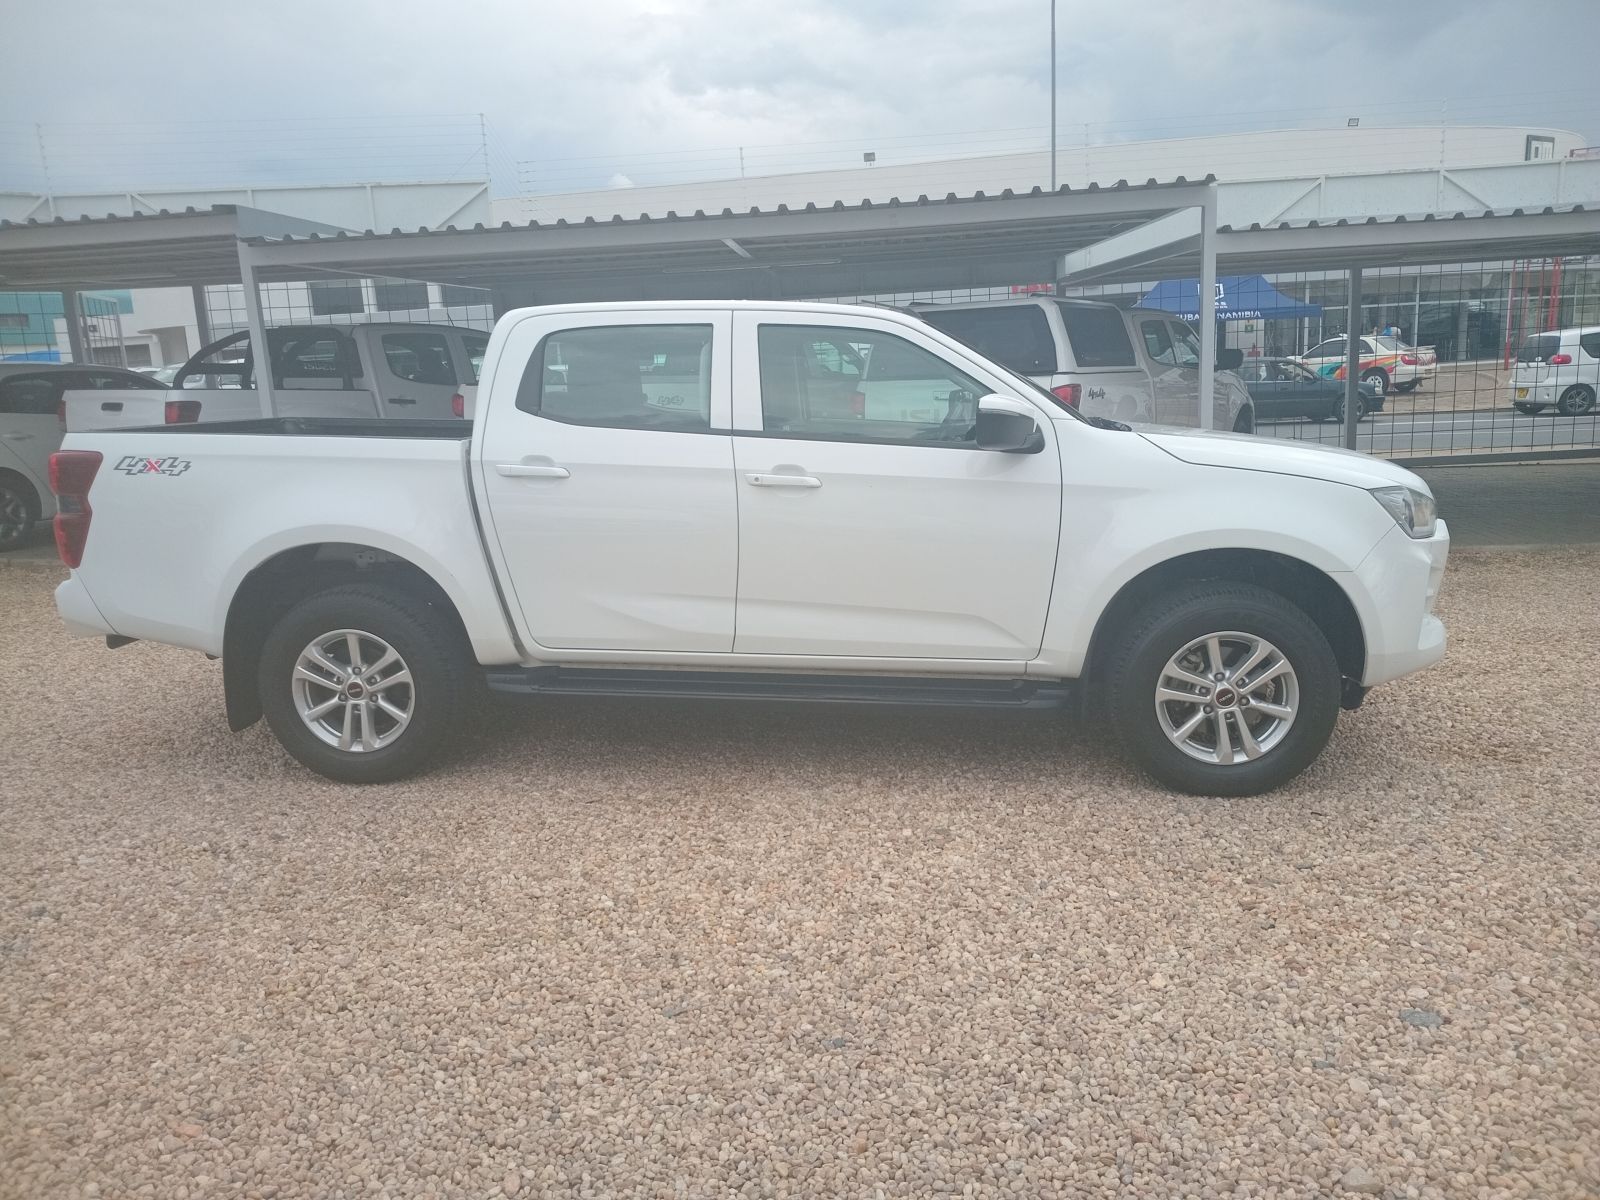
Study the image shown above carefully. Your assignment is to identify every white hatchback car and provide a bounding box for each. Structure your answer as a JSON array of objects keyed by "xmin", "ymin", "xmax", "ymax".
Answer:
[
  {"xmin": 1509, "ymin": 328, "xmax": 1600, "ymax": 415},
  {"xmin": 0, "ymin": 362, "xmax": 165, "ymax": 550}
]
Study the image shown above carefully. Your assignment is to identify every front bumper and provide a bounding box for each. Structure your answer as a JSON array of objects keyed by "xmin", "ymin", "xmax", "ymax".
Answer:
[
  {"xmin": 55, "ymin": 575, "xmax": 116, "ymax": 639},
  {"xmin": 1353, "ymin": 518, "xmax": 1450, "ymax": 688}
]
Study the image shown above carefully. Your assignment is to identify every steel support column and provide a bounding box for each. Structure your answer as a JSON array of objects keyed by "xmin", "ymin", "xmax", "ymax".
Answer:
[
  {"xmin": 235, "ymin": 242, "xmax": 276, "ymax": 418},
  {"xmin": 1196, "ymin": 185, "xmax": 1218, "ymax": 430},
  {"xmin": 1343, "ymin": 266, "xmax": 1363, "ymax": 450},
  {"xmin": 60, "ymin": 288, "xmax": 88, "ymax": 364}
]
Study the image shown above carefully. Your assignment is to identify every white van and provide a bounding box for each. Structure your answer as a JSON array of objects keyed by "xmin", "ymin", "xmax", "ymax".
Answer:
[
  {"xmin": 1509, "ymin": 327, "xmax": 1600, "ymax": 415},
  {"xmin": 912, "ymin": 297, "xmax": 1254, "ymax": 431}
]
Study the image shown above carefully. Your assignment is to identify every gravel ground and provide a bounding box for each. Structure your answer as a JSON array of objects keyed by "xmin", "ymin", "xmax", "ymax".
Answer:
[{"xmin": 3, "ymin": 552, "xmax": 1598, "ymax": 1200}]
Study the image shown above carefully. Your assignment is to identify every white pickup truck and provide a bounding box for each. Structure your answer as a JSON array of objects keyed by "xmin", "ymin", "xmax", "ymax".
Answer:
[
  {"xmin": 64, "ymin": 322, "xmax": 488, "ymax": 431},
  {"xmin": 50, "ymin": 301, "xmax": 1449, "ymax": 796}
]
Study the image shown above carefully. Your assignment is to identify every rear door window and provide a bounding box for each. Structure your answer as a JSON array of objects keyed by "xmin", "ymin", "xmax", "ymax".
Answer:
[
  {"xmin": 1168, "ymin": 322, "xmax": 1201, "ymax": 367},
  {"xmin": 1139, "ymin": 319, "xmax": 1175, "ymax": 365},
  {"xmin": 1580, "ymin": 333, "xmax": 1600, "ymax": 360},
  {"xmin": 918, "ymin": 306, "xmax": 1056, "ymax": 375},
  {"xmin": 1056, "ymin": 303, "xmax": 1136, "ymax": 368},
  {"xmin": 516, "ymin": 324, "xmax": 713, "ymax": 431}
]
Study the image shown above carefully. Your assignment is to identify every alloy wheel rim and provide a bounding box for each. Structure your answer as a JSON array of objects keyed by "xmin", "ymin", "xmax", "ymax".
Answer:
[
  {"xmin": 292, "ymin": 628, "xmax": 414, "ymax": 753},
  {"xmin": 1154, "ymin": 631, "xmax": 1299, "ymax": 766}
]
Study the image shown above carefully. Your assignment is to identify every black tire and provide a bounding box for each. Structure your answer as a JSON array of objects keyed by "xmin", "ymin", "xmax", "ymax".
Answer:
[
  {"xmin": 1556, "ymin": 385, "xmax": 1595, "ymax": 416},
  {"xmin": 0, "ymin": 475, "xmax": 40, "ymax": 553},
  {"xmin": 1395, "ymin": 380, "xmax": 1420, "ymax": 394},
  {"xmin": 1105, "ymin": 582, "xmax": 1342, "ymax": 797},
  {"xmin": 1332, "ymin": 395, "xmax": 1368, "ymax": 424},
  {"xmin": 258, "ymin": 584, "xmax": 467, "ymax": 783},
  {"xmin": 1513, "ymin": 402, "xmax": 1544, "ymax": 415}
]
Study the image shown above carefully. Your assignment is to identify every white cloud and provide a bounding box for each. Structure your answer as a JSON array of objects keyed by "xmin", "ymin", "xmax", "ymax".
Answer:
[{"xmin": 0, "ymin": 0, "xmax": 1595, "ymax": 195}]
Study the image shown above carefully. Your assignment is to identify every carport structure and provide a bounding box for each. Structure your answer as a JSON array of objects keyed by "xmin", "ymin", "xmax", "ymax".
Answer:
[
  {"xmin": 0, "ymin": 179, "xmax": 1228, "ymax": 423},
  {"xmin": 4, "ymin": 182, "xmax": 1600, "ymax": 444}
]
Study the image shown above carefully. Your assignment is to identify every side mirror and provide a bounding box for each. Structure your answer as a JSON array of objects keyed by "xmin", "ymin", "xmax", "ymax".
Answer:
[
  {"xmin": 975, "ymin": 394, "xmax": 1045, "ymax": 453},
  {"xmin": 1217, "ymin": 348, "xmax": 1244, "ymax": 370}
]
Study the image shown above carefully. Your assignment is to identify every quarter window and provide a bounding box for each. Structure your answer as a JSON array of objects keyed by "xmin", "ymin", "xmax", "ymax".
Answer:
[
  {"xmin": 1578, "ymin": 333, "xmax": 1600, "ymax": 360},
  {"xmin": 516, "ymin": 324, "xmax": 712, "ymax": 431},
  {"xmin": 381, "ymin": 331, "xmax": 456, "ymax": 386},
  {"xmin": 757, "ymin": 324, "xmax": 987, "ymax": 445}
]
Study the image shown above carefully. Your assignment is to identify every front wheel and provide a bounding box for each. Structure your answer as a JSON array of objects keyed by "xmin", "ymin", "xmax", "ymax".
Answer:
[
  {"xmin": 1513, "ymin": 402, "xmax": 1544, "ymax": 415},
  {"xmin": 1105, "ymin": 583, "xmax": 1342, "ymax": 796},
  {"xmin": 258, "ymin": 584, "xmax": 467, "ymax": 783},
  {"xmin": 1359, "ymin": 368, "xmax": 1388, "ymax": 398}
]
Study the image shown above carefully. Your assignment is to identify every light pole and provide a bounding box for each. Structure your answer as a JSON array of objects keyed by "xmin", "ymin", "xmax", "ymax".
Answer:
[{"xmin": 1049, "ymin": 0, "xmax": 1057, "ymax": 190}]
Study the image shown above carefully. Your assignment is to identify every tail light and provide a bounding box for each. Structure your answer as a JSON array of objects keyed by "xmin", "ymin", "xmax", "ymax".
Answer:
[
  {"xmin": 48, "ymin": 450, "xmax": 102, "ymax": 568},
  {"xmin": 1050, "ymin": 383, "xmax": 1081, "ymax": 409},
  {"xmin": 1550, "ymin": 353, "xmax": 1573, "ymax": 365},
  {"xmin": 1401, "ymin": 354, "xmax": 1417, "ymax": 366},
  {"xmin": 165, "ymin": 399, "xmax": 201, "ymax": 424},
  {"xmin": 450, "ymin": 392, "xmax": 465, "ymax": 419},
  {"xmin": 849, "ymin": 391, "xmax": 866, "ymax": 417}
]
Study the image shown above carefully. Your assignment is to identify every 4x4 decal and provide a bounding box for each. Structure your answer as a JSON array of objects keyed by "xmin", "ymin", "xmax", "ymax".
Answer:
[{"xmin": 113, "ymin": 455, "xmax": 191, "ymax": 477}]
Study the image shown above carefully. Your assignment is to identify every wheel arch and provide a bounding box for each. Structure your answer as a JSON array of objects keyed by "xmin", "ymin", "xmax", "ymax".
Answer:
[
  {"xmin": 221, "ymin": 542, "xmax": 472, "ymax": 732},
  {"xmin": 1080, "ymin": 547, "xmax": 1366, "ymax": 694}
]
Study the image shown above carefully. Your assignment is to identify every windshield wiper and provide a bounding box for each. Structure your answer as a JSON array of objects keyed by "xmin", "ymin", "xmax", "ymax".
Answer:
[{"xmin": 1083, "ymin": 414, "xmax": 1132, "ymax": 432}]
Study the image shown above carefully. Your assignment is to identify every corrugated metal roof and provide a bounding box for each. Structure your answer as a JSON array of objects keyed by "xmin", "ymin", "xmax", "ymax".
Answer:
[{"xmin": 247, "ymin": 176, "xmax": 1218, "ymax": 242}]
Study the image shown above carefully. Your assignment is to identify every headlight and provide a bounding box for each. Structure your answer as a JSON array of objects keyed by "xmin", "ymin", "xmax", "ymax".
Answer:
[{"xmin": 1370, "ymin": 485, "xmax": 1438, "ymax": 539}]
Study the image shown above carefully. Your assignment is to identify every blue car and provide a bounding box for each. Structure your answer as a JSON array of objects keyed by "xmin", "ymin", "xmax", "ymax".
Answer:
[{"xmin": 1239, "ymin": 358, "xmax": 1385, "ymax": 423}]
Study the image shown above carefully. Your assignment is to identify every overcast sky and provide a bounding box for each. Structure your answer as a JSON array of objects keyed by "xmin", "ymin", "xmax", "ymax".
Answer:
[{"xmin": 3, "ymin": 0, "xmax": 1597, "ymax": 195}]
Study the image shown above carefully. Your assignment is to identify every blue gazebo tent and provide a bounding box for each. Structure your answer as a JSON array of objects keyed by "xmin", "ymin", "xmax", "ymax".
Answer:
[{"xmin": 1135, "ymin": 275, "xmax": 1322, "ymax": 322}]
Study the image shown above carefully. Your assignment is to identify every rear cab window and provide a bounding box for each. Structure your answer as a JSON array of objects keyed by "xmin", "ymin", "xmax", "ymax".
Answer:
[
  {"xmin": 1055, "ymin": 303, "xmax": 1137, "ymax": 369},
  {"xmin": 381, "ymin": 331, "xmax": 456, "ymax": 386},
  {"xmin": 917, "ymin": 305, "xmax": 1057, "ymax": 375}
]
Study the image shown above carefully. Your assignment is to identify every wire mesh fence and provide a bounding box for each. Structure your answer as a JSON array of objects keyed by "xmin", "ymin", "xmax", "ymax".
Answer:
[{"xmin": 843, "ymin": 256, "xmax": 1600, "ymax": 461}]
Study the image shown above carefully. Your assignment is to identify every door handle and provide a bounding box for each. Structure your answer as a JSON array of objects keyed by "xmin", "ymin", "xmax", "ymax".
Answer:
[
  {"xmin": 387, "ymin": 396, "xmax": 417, "ymax": 405},
  {"xmin": 100, "ymin": 401, "xmax": 123, "ymax": 412},
  {"xmin": 497, "ymin": 463, "xmax": 570, "ymax": 479},
  {"xmin": 745, "ymin": 473, "xmax": 821, "ymax": 488}
]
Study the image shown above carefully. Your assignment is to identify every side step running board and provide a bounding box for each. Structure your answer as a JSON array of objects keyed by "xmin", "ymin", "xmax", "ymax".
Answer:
[{"xmin": 483, "ymin": 666, "xmax": 1074, "ymax": 709}]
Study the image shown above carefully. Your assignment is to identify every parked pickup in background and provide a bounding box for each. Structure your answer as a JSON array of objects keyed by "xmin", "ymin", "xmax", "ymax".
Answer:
[
  {"xmin": 64, "ymin": 322, "xmax": 488, "ymax": 431},
  {"xmin": 51, "ymin": 301, "xmax": 1448, "ymax": 797},
  {"xmin": 911, "ymin": 296, "xmax": 1256, "ymax": 431}
]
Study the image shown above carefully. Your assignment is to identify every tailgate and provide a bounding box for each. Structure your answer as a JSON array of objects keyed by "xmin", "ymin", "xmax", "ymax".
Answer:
[{"xmin": 64, "ymin": 388, "xmax": 167, "ymax": 432}]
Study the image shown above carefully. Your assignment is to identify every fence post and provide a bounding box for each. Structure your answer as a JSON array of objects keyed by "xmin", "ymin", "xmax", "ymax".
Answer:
[
  {"xmin": 60, "ymin": 289, "xmax": 88, "ymax": 364},
  {"xmin": 1197, "ymin": 184, "xmax": 1218, "ymax": 430},
  {"xmin": 1344, "ymin": 266, "xmax": 1363, "ymax": 451},
  {"xmin": 235, "ymin": 242, "xmax": 277, "ymax": 418}
]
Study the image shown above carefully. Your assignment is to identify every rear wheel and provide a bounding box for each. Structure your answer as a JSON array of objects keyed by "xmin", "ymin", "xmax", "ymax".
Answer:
[
  {"xmin": 1106, "ymin": 583, "xmax": 1342, "ymax": 796},
  {"xmin": 258, "ymin": 584, "xmax": 467, "ymax": 783},
  {"xmin": 1332, "ymin": 394, "xmax": 1368, "ymax": 424},
  {"xmin": 1557, "ymin": 385, "xmax": 1595, "ymax": 416},
  {"xmin": 0, "ymin": 477, "xmax": 39, "ymax": 552},
  {"xmin": 1395, "ymin": 380, "xmax": 1420, "ymax": 394}
]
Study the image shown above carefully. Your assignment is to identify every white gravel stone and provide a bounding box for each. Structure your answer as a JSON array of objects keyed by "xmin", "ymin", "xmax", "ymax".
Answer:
[{"xmin": 1, "ymin": 549, "xmax": 1597, "ymax": 1199}]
